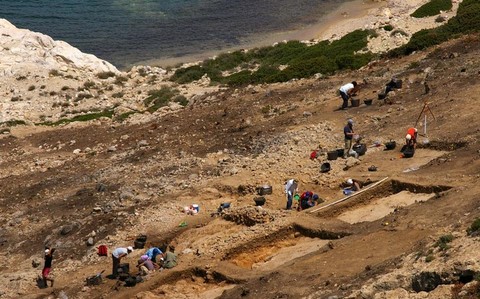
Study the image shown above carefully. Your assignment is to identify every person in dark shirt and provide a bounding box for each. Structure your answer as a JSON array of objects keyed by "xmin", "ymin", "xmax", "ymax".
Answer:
[
  {"xmin": 42, "ymin": 247, "xmax": 55, "ymax": 288},
  {"xmin": 343, "ymin": 119, "xmax": 356, "ymax": 158}
]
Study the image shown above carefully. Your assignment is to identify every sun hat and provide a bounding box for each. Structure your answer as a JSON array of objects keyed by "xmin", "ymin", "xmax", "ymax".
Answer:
[
  {"xmin": 347, "ymin": 178, "xmax": 353, "ymax": 185},
  {"xmin": 406, "ymin": 134, "xmax": 412, "ymax": 140},
  {"xmin": 127, "ymin": 246, "xmax": 133, "ymax": 252},
  {"xmin": 312, "ymin": 194, "xmax": 319, "ymax": 200},
  {"xmin": 347, "ymin": 119, "xmax": 354, "ymax": 125},
  {"xmin": 140, "ymin": 255, "xmax": 148, "ymax": 261},
  {"xmin": 45, "ymin": 249, "xmax": 50, "ymax": 254}
]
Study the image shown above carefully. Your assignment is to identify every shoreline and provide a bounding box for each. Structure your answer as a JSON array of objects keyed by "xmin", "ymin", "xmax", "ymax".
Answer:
[{"xmin": 136, "ymin": 0, "xmax": 387, "ymax": 69}]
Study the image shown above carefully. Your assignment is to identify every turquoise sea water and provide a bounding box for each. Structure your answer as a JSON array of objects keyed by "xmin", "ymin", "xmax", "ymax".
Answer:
[{"xmin": 0, "ymin": 0, "xmax": 344, "ymax": 69}]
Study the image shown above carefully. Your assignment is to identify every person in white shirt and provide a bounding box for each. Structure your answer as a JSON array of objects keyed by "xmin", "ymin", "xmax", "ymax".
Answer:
[
  {"xmin": 339, "ymin": 81, "xmax": 358, "ymax": 109},
  {"xmin": 111, "ymin": 246, "xmax": 133, "ymax": 277}
]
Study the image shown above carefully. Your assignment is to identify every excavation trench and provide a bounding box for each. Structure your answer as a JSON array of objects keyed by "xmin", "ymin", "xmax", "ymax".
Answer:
[
  {"xmin": 223, "ymin": 225, "xmax": 349, "ymax": 271},
  {"xmin": 317, "ymin": 180, "xmax": 451, "ymax": 223}
]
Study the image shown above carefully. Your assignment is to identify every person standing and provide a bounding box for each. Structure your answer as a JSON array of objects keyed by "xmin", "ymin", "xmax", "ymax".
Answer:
[
  {"xmin": 42, "ymin": 247, "xmax": 55, "ymax": 288},
  {"xmin": 111, "ymin": 246, "xmax": 133, "ymax": 277},
  {"xmin": 284, "ymin": 179, "xmax": 298, "ymax": 210},
  {"xmin": 339, "ymin": 81, "xmax": 358, "ymax": 109},
  {"xmin": 344, "ymin": 119, "xmax": 356, "ymax": 158}
]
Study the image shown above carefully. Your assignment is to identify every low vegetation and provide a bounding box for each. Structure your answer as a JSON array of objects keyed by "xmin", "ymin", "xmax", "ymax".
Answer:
[
  {"xmin": 171, "ymin": 29, "xmax": 376, "ymax": 86},
  {"xmin": 434, "ymin": 234, "xmax": 454, "ymax": 251},
  {"xmin": 390, "ymin": 0, "xmax": 480, "ymax": 57},
  {"xmin": 0, "ymin": 119, "xmax": 26, "ymax": 127},
  {"xmin": 467, "ymin": 218, "xmax": 480, "ymax": 236},
  {"xmin": 143, "ymin": 87, "xmax": 185, "ymax": 113},
  {"xmin": 411, "ymin": 0, "xmax": 452, "ymax": 18},
  {"xmin": 39, "ymin": 109, "xmax": 114, "ymax": 126},
  {"xmin": 96, "ymin": 71, "xmax": 116, "ymax": 79}
]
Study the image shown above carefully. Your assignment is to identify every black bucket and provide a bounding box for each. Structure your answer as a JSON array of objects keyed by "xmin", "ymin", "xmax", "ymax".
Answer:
[
  {"xmin": 353, "ymin": 144, "xmax": 367, "ymax": 156},
  {"xmin": 254, "ymin": 197, "xmax": 266, "ymax": 206},
  {"xmin": 136, "ymin": 235, "xmax": 147, "ymax": 243},
  {"xmin": 350, "ymin": 99, "xmax": 360, "ymax": 107},
  {"xmin": 378, "ymin": 92, "xmax": 386, "ymax": 100},
  {"xmin": 364, "ymin": 99, "xmax": 373, "ymax": 106},
  {"xmin": 134, "ymin": 240, "xmax": 145, "ymax": 249},
  {"xmin": 320, "ymin": 162, "xmax": 331, "ymax": 173},
  {"xmin": 327, "ymin": 151, "xmax": 338, "ymax": 160},
  {"xmin": 336, "ymin": 148, "xmax": 345, "ymax": 158},
  {"xmin": 403, "ymin": 147, "xmax": 415, "ymax": 158},
  {"xmin": 385, "ymin": 141, "xmax": 396, "ymax": 150}
]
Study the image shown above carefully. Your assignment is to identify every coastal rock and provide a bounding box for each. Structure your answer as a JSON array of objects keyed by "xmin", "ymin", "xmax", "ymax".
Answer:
[{"xmin": 0, "ymin": 19, "xmax": 118, "ymax": 76}]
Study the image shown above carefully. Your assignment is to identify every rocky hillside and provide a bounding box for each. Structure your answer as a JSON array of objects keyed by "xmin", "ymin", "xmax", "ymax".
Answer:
[{"xmin": 1, "ymin": 3, "xmax": 480, "ymax": 299}]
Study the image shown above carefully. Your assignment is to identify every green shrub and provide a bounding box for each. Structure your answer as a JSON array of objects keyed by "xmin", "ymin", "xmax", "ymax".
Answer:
[
  {"xmin": 97, "ymin": 71, "xmax": 116, "ymax": 79},
  {"xmin": 112, "ymin": 92, "xmax": 124, "ymax": 98},
  {"xmin": 411, "ymin": 0, "xmax": 452, "ymax": 18},
  {"xmin": 40, "ymin": 109, "xmax": 114, "ymax": 126},
  {"xmin": 171, "ymin": 65, "xmax": 206, "ymax": 84},
  {"xmin": 391, "ymin": 29, "xmax": 409, "ymax": 37},
  {"xmin": 28, "ymin": 85, "xmax": 35, "ymax": 91},
  {"xmin": 173, "ymin": 95, "xmax": 188, "ymax": 106},
  {"xmin": 425, "ymin": 254, "xmax": 435, "ymax": 262},
  {"xmin": 0, "ymin": 119, "xmax": 26, "ymax": 127},
  {"xmin": 75, "ymin": 93, "xmax": 93, "ymax": 102},
  {"xmin": 116, "ymin": 111, "xmax": 137, "ymax": 122},
  {"xmin": 144, "ymin": 87, "xmax": 179, "ymax": 112},
  {"xmin": 83, "ymin": 81, "xmax": 96, "ymax": 89},
  {"xmin": 61, "ymin": 86, "xmax": 70, "ymax": 91},
  {"xmin": 114, "ymin": 75, "xmax": 128, "ymax": 86},
  {"xmin": 224, "ymin": 70, "xmax": 252, "ymax": 86},
  {"xmin": 468, "ymin": 218, "xmax": 480, "ymax": 235},
  {"xmin": 435, "ymin": 234, "xmax": 454, "ymax": 251}
]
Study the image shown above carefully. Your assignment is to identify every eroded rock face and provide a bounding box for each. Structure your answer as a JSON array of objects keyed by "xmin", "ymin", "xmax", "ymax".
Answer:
[{"xmin": 0, "ymin": 19, "xmax": 118, "ymax": 76}]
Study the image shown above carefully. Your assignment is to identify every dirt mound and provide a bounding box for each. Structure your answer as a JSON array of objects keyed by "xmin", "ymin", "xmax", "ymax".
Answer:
[{"xmin": 222, "ymin": 206, "xmax": 285, "ymax": 226}]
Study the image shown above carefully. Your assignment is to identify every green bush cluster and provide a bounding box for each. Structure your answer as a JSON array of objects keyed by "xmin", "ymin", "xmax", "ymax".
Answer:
[
  {"xmin": 435, "ymin": 234, "xmax": 454, "ymax": 251},
  {"xmin": 411, "ymin": 0, "xmax": 452, "ymax": 18},
  {"xmin": 172, "ymin": 30, "xmax": 376, "ymax": 86},
  {"xmin": 390, "ymin": 0, "xmax": 480, "ymax": 57},
  {"xmin": 144, "ymin": 87, "xmax": 182, "ymax": 113}
]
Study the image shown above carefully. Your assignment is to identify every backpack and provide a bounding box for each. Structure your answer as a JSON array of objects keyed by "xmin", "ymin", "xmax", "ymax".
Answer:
[{"xmin": 98, "ymin": 245, "xmax": 108, "ymax": 256}]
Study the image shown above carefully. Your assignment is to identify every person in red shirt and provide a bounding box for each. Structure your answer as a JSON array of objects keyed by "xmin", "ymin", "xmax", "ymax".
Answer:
[
  {"xmin": 405, "ymin": 127, "xmax": 418, "ymax": 148},
  {"xmin": 42, "ymin": 247, "xmax": 55, "ymax": 288}
]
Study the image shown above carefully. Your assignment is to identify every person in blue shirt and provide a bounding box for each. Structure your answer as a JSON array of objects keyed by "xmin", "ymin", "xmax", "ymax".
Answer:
[{"xmin": 145, "ymin": 247, "xmax": 163, "ymax": 263}]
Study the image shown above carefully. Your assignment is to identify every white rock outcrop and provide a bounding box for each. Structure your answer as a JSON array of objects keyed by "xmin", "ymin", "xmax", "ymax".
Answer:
[{"xmin": 0, "ymin": 19, "xmax": 118, "ymax": 76}]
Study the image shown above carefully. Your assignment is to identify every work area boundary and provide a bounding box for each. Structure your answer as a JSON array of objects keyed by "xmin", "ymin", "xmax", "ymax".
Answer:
[{"xmin": 308, "ymin": 177, "xmax": 390, "ymax": 214}]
